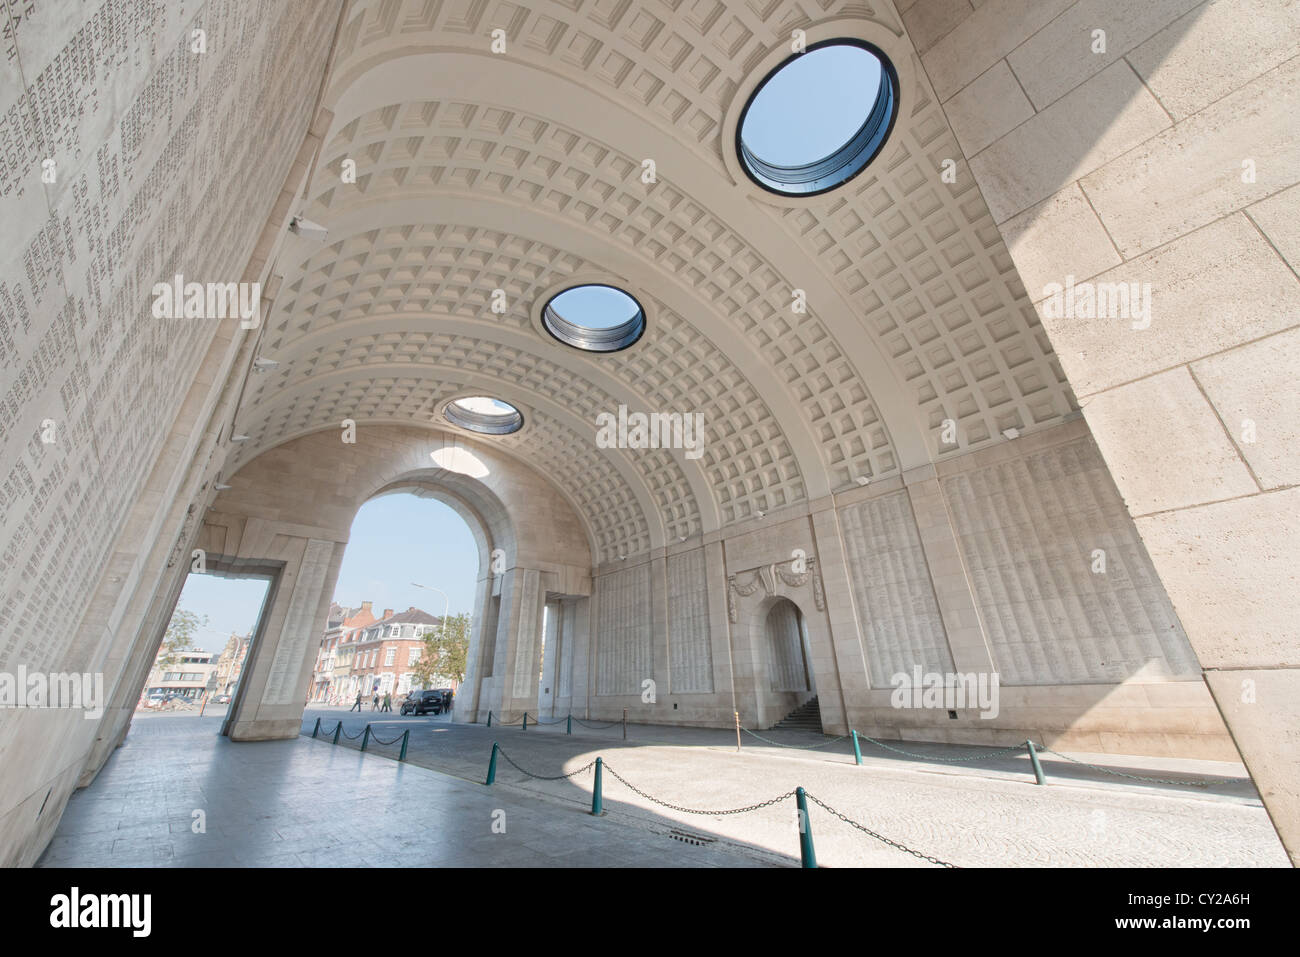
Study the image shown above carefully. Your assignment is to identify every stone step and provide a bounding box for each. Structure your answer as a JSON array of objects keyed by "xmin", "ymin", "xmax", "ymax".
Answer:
[{"xmin": 771, "ymin": 695, "xmax": 823, "ymax": 733}]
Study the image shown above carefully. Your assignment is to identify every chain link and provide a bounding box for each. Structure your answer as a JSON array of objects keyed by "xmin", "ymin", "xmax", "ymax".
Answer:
[
  {"xmin": 741, "ymin": 728, "xmax": 850, "ymax": 749},
  {"xmin": 803, "ymin": 793, "xmax": 958, "ymax": 868},
  {"xmin": 526, "ymin": 713, "xmax": 569, "ymax": 726},
  {"xmin": 856, "ymin": 734, "xmax": 1027, "ymax": 763},
  {"xmin": 602, "ymin": 763, "xmax": 795, "ymax": 816},
  {"xmin": 1037, "ymin": 748, "xmax": 1240, "ymax": 787},
  {"xmin": 495, "ymin": 747, "xmax": 597, "ymax": 781},
  {"xmin": 572, "ymin": 717, "xmax": 623, "ymax": 729}
]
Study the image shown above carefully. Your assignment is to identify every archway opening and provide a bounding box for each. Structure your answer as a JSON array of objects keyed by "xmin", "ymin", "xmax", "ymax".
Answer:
[
  {"xmin": 309, "ymin": 490, "xmax": 479, "ymax": 722},
  {"xmin": 141, "ymin": 571, "xmax": 272, "ymax": 735},
  {"xmin": 763, "ymin": 598, "xmax": 821, "ymax": 732}
]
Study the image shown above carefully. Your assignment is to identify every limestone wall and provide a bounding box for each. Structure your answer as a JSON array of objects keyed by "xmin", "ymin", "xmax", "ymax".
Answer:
[
  {"xmin": 905, "ymin": 0, "xmax": 1300, "ymax": 863},
  {"xmin": 0, "ymin": 0, "xmax": 340, "ymax": 868},
  {"xmin": 577, "ymin": 420, "xmax": 1230, "ymax": 758}
]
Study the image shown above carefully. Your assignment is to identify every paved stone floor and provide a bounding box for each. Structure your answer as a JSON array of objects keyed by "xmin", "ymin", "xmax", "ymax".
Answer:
[
  {"xmin": 37, "ymin": 714, "xmax": 773, "ymax": 868},
  {"xmin": 40, "ymin": 708, "xmax": 1290, "ymax": 867}
]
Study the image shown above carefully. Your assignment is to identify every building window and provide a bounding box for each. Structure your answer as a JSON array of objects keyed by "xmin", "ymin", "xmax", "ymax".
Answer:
[
  {"xmin": 408, "ymin": 648, "xmax": 421, "ymax": 665},
  {"xmin": 385, "ymin": 648, "xmax": 395, "ymax": 666},
  {"xmin": 541, "ymin": 284, "xmax": 645, "ymax": 353},
  {"xmin": 736, "ymin": 39, "xmax": 898, "ymax": 197},
  {"xmin": 444, "ymin": 396, "xmax": 525, "ymax": 435}
]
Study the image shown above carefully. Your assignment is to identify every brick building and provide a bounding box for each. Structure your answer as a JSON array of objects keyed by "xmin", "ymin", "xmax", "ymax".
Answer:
[
  {"xmin": 313, "ymin": 601, "xmax": 378, "ymax": 703},
  {"xmin": 346, "ymin": 607, "xmax": 444, "ymax": 703}
]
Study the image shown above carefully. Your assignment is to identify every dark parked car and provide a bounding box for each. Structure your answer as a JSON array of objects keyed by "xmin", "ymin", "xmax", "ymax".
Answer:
[{"xmin": 401, "ymin": 690, "xmax": 443, "ymax": 716}]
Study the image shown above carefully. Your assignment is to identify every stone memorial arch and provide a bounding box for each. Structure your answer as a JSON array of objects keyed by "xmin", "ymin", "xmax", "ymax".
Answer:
[
  {"xmin": 194, "ymin": 425, "xmax": 594, "ymax": 737},
  {"xmin": 2, "ymin": 0, "xmax": 1296, "ymax": 866}
]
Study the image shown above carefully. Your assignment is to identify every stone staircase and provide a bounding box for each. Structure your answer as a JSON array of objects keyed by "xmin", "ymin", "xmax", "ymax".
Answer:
[{"xmin": 771, "ymin": 696, "xmax": 822, "ymax": 733}]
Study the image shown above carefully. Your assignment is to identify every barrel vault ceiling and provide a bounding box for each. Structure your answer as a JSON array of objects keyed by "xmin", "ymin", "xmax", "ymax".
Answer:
[{"xmin": 226, "ymin": 0, "xmax": 1076, "ymax": 563}]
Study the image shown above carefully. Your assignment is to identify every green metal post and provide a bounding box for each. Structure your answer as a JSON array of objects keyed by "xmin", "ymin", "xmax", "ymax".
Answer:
[
  {"xmin": 332, "ymin": 721, "xmax": 342, "ymax": 745},
  {"xmin": 487, "ymin": 710, "xmax": 492, "ymax": 728},
  {"xmin": 622, "ymin": 709, "xmax": 627, "ymax": 740},
  {"xmin": 1027, "ymin": 739, "xmax": 1045, "ymax": 785},
  {"xmin": 361, "ymin": 725, "xmax": 371, "ymax": 751},
  {"xmin": 311, "ymin": 717, "xmax": 321, "ymax": 738},
  {"xmin": 399, "ymin": 729, "xmax": 409, "ymax": 762},
  {"xmin": 591, "ymin": 758, "xmax": 603, "ymax": 815},
  {"xmin": 567, "ymin": 714, "xmax": 572, "ymax": 735},
  {"xmin": 851, "ymin": 730, "xmax": 862, "ymax": 766},
  {"xmin": 486, "ymin": 742, "xmax": 499, "ymax": 785},
  {"xmin": 522, "ymin": 712, "xmax": 528, "ymax": 732},
  {"xmin": 796, "ymin": 787, "xmax": 817, "ymax": 868}
]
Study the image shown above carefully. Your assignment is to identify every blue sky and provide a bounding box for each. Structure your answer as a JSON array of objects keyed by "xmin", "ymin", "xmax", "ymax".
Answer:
[
  {"xmin": 174, "ymin": 493, "xmax": 479, "ymax": 653},
  {"xmin": 741, "ymin": 44, "xmax": 882, "ymax": 166},
  {"xmin": 551, "ymin": 284, "xmax": 640, "ymax": 329}
]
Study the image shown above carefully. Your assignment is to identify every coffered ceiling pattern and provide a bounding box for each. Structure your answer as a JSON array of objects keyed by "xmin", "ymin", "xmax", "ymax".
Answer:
[{"xmin": 231, "ymin": 0, "xmax": 1078, "ymax": 564}]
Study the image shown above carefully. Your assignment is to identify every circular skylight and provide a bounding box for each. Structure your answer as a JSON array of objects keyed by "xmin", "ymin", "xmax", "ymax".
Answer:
[
  {"xmin": 737, "ymin": 40, "xmax": 898, "ymax": 197},
  {"xmin": 542, "ymin": 284, "xmax": 646, "ymax": 352},
  {"xmin": 444, "ymin": 396, "xmax": 524, "ymax": 434}
]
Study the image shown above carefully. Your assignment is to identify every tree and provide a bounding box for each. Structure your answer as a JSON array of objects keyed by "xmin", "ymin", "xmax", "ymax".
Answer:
[
  {"xmin": 409, "ymin": 612, "xmax": 471, "ymax": 688},
  {"xmin": 158, "ymin": 608, "xmax": 207, "ymax": 671}
]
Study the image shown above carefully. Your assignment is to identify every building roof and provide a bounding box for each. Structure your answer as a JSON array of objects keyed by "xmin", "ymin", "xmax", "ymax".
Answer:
[{"xmin": 367, "ymin": 606, "xmax": 441, "ymax": 629}]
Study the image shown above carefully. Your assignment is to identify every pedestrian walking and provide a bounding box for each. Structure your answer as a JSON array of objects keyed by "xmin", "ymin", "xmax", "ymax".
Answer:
[
  {"xmin": 350, "ymin": 692, "xmax": 362, "ymax": 712},
  {"xmin": 382, "ymin": 691, "xmax": 392, "ymax": 712},
  {"xmin": 371, "ymin": 692, "xmax": 379, "ymax": 711}
]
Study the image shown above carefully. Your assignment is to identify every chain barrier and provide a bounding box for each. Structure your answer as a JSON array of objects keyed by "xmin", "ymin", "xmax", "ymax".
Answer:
[
  {"xmin": 598, "ymin": 763, "xmax": 957, "ymax": 866},
  {"xmin": 368, "ymin": 729, "xmax": 405, "ymax": 746},
  {"xmin": 802, "ymin": 793, "xmax": 957, "ymax": 868},
  {"xmin": 602, "ymin": 763, "xmax": 796, "ymax": 816},
  {"xmin": 857, "ymin": 734, "xmax": 1027, "ymax": 763},
  {"xmin": 495, "ymin": 747, "xmax": 597, "ymax": 781},
  {"xmin": 340, "ymin": 726, "xmax": 366, "ymax": 740},
  {"xmin": 1037, "ymin": 747, "xmax": 1239, "ymax": 787},
  {"xmin": 525, "ymin": 713, "xmax": 568, "ymax": 726},
  {"xmin": 572, "ymin": 717, "xmax": 622, "ymax": 730},
  {"xmin": 741, "ymin": 728, "xmax": 850, "ymax": 750}
]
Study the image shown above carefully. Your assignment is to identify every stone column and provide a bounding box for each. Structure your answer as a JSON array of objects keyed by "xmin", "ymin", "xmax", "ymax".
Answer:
[
  {"xmin": 807, "ymin": 503, "xmax": 867, "ymax": 734},
  {"xmin": 902, "ymin": 466, "xmax": 996, "ymax": 676},
  {"xmin": 456, "ymin": 571, "xmax": 497, "ymax": 722},
  {"xmin": 491, "ymin": 566, "xmax": 545, "ymax": 721},
  {"xmin": 538, "ymin": 599, "xmax": 560, "ymax": 717},
  {"xmin": 719, "ymin": 540, "xmax": 764, "ymax": 728},
  {"xmin": 227, "ymin": 538, "xmax": 342, "ymax": 741},
  {"xmin": 703, "ymin": 540, "xmax": 736, "ymax": 714},
  {"xmin": 77, "ymin": 554, "xmax": 191, "ymax": 786},
  {"xmin": 649, "ymin": 551, "xmax": 670, "ymax": 711},
  {"xmin": 567, "ymin": 596, "xmax": 593, "ymax": 718}
]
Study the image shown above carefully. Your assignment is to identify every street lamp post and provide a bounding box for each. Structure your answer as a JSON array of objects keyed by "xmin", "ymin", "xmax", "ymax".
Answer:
[{"xmin": 411, "ymin": 582, "xmax": 450, "ymax": 695}]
